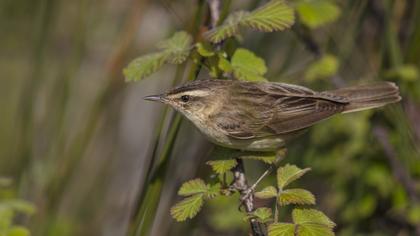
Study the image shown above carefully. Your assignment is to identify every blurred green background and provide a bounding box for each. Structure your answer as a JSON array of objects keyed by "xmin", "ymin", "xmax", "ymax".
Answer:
[{"xmin": 1, "ymin": 0, "xmax": 420, "ymax": 235}]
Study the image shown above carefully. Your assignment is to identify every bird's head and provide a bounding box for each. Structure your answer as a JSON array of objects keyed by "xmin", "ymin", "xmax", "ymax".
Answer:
[{"xmin": 144, "ymin": 80, "xmax": 230, "ymax": 121}]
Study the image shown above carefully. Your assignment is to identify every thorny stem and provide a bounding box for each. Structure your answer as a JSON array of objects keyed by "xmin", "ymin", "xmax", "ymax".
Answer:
[{"xmin": 232, "ymin": 158, "xmax": 266, "ymax": 236}]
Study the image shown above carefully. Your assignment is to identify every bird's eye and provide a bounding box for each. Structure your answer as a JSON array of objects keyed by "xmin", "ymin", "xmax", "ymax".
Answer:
[{"xmin": 180, "ymin": 95, "xmax": 190, "ymax": 102}]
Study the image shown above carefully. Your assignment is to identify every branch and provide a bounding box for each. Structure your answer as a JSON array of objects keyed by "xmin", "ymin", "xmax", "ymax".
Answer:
[{"xmin": 231, "ymin": 158, "xmax": 266, "ymax": 236}]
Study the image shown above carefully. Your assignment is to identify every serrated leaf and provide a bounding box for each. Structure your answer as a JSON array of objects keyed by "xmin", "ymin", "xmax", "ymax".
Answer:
[
  {"xmin": 255, "ymin": 186, "xmax": 278, "ymax": 199},
  {"xmin": 205, "ymin": 11, "xmax": 248, "ymax": 43},
  {"xmin": 206, "ymin": 183, "xmax": 221, "ymax": 199},
  {"xmin": 178, "ymin": 179, "xmax": 209, "ymax": 196},
  {"xmin": 278, "ymin": 188, "xmax": 315, "ymax": 206},
  {"xmin": 242, "ymin": 0, "xmax": 295, "ymax": 32},
  {"xmin": 124, "ymin": 31, "xmax": 192, "ymax": 81},
  {"xmin": 205, "ymin": 1, "xmax": 294, "ymax": 43},
  {"xmin": 305, "ymin": 54, "xmax": 339, "ymax": 81},
  {"xmin": 231, "ymin": 48, "xmax": 267, "ymax": 81},
  {"xmin": 157, "ymin": 31, "xmax": 193, "ymax": 64},
  {"xmin": 251, "ymin": 207, "xmax": 273, "ymax": 223},
  {"xmin": 268, "ymin": 223, "xmax": 295, "ymax": 236},
  {"xmin": 170, "ymin": 194, "xmax": 204, "ymax": 221},
  {"xmin": 297, "ymin": 0, "xmax": 341, "ymax": 29},
  {"xmin": 207, "ymin": 159, "xmax": 238, "ymax": 175},
  {"xmin": 292, "ymin": 208, "xmax": 336, "ymax": 229},
  {"xmin": 277, "ymin": 164, "xmax": 311, "ymax": 189},
  {"xmin": 196, "ymin": 42, "xmax": 215, "ymax": 57},
  {"xmin": 123, "ymin": 52, "xmax": 168, "ymax": 82}
]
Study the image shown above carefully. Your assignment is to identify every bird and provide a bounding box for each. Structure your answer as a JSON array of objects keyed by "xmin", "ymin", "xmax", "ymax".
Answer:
[{"xmin": 144, "ymin": 79, "xmax": 401, "ymax": 151}]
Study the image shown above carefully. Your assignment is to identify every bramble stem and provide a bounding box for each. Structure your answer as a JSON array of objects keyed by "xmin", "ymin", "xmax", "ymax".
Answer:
[{"xmin": 232, "ymin": 158, "xmax": 266, "ymax": 236}]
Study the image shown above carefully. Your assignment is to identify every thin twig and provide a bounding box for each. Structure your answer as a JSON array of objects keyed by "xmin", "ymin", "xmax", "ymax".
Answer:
[{"xmin": 249, "ymin": 150, "xmax": 286, "ymax": 191}]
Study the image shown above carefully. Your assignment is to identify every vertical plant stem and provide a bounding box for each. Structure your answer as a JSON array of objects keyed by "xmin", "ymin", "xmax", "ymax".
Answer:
[
  {"xmin": 274, "ymin": 198, "xmax": 279, "ymax": 223},
  {"xmin": 232, "ymin": 158, "xmax": 265, "ymax": 236},
  {"xmin": 128, "ymin": 1, "xmax": 208, "ymax": 235}
]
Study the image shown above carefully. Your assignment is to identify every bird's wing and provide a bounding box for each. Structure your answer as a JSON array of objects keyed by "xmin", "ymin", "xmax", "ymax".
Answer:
[{"xmin": 211, "ymin": 82, "xmax": 349, "ymax": 140}]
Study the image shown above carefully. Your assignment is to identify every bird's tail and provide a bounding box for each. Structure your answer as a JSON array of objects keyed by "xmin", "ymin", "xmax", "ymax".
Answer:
[{"xmin": 327, "ymin": 82, "xmax": 401, "ymax": 113}]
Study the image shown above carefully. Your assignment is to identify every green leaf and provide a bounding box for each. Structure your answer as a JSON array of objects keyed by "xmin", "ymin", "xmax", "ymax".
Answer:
[
  {"xmin": 297, "ymin": 0, "xmax": 341, "ymax": 29},
  {"xmin": 268, "ymin": 223, "xmax": 295, "ymax": 236},
  {"xmin": 278, "ymin": 188, "xmax": 315, "ymax": 206},
  {"xmin": 206, "ymin": 183, "xmax": 221, "ymax": 199},
  {"xmin": 207, "ymin": 159, "xmax": 238, "ymax": 175},
  {"xmin": 231, "ymin": 48, "xmax": 267, "ymax": 81},
  {"xmin": 170, "ymin": 194, "xmax": 204, "ymax": 221},
  {"xmin": 178, "ymin": 179, "xmax": 209, "ymax": 196},
  {"xmin": 297, "ymin": 224, "xmax": 334, "ymax": 236},
  {"xmin": 205, "ymin": 1, "xmax": 294, "ymax": 43},
  {"xmin": 196, "ymin": 42, "xmax": 215, "ymax": 57},
  {"xmin": 123, "ymin": 31, "xmax": 193, "ymax": 81},
  {"xmin": 269, "ymin": 209, "xmax": 336, "ymax": 236},
  {"xmin": 304, "ymin": 54, "xmax": 339, "ymax": 81},
  {"xmin": 123, "ymin": 53, "xmax": 168, "ymax": 82},
  {"xmin": 205, "ymin": 12, "xmax": 248, "ymax": 43},
  {"xmin": 242, "ymin": 0, "xmax": 295, "ymax": 32},
  {"xmin": 251, "ymin": 207, "xmax": 273, "ymax": 223},
  {"xmin": 255, "ymin": 186, "xmax": 278, "ymax": 199},
  {"xmin": 218, "ymin": 55, "xmax": 233, "ymax": 73},
  {"xmin": 277, "ymin": 164, "xmax": 311, "ymax": 189},
  {"xmin": 7, "ymin": 226, "xmax": 30, "ymax": 236},
  {"xmin": 292, "ymin": 208, "xmax": 336, "ymax": 229},
  {"xmin": 157, "ymin": 31, "xmax": 193, "ymax": 64}
]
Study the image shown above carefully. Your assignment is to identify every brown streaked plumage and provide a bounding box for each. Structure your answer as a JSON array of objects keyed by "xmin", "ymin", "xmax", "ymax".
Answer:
[{"xmin": 144, "ymin": 79, "xmax": 401, "ymax": 151}]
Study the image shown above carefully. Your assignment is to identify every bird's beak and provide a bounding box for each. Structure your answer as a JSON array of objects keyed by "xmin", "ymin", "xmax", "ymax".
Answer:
[{"xmin": 143, "ymin": 94, "xmax": 164, "ymax": 102}]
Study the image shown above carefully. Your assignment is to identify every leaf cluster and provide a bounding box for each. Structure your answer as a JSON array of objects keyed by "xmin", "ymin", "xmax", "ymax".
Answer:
[
  {"xmin": 123, "ymin": 31, "xmax": 193, "ymax": 81},
  {"xmin": 250, "ymin": 164, "xmax": 336, "ymax": 236},
  {"xmin": 205, "ymin": 0, "xmax": 295, "ymax": 43},
  {"xmin": 0, "ymin": 181, "xmax": 35, "ymax": 236},
  {"xmin": 170, "ymin": 179, "xmax": 221, "ymax": 221}
]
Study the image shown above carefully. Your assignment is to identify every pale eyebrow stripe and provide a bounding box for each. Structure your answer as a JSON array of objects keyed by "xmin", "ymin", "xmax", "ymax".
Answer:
[{"xmin": 175, "ymin": 90, "xmax": 211, "ymax": 97}]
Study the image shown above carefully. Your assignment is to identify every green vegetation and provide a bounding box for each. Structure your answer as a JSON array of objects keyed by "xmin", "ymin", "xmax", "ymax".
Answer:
[{"xmin": 1, "ymin": 0, "xmax": 420, "ymax": 235}]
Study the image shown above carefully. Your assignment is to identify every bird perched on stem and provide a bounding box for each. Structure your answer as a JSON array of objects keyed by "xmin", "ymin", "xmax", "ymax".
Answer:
[{"xmin": 144, "ymin": 79, "xmax": 401, "ymax": 151}]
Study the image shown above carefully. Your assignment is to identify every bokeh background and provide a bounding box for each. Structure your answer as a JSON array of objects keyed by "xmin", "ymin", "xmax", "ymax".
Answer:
[{"xmin": 1, "ymin": 0, "xmax": 420, "ymax": 235}]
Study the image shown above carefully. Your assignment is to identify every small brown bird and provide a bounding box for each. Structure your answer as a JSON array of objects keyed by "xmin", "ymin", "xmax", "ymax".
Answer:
[{"xmin": 144, "ymin": 79, "xmax": 401, "ymax": 151}]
